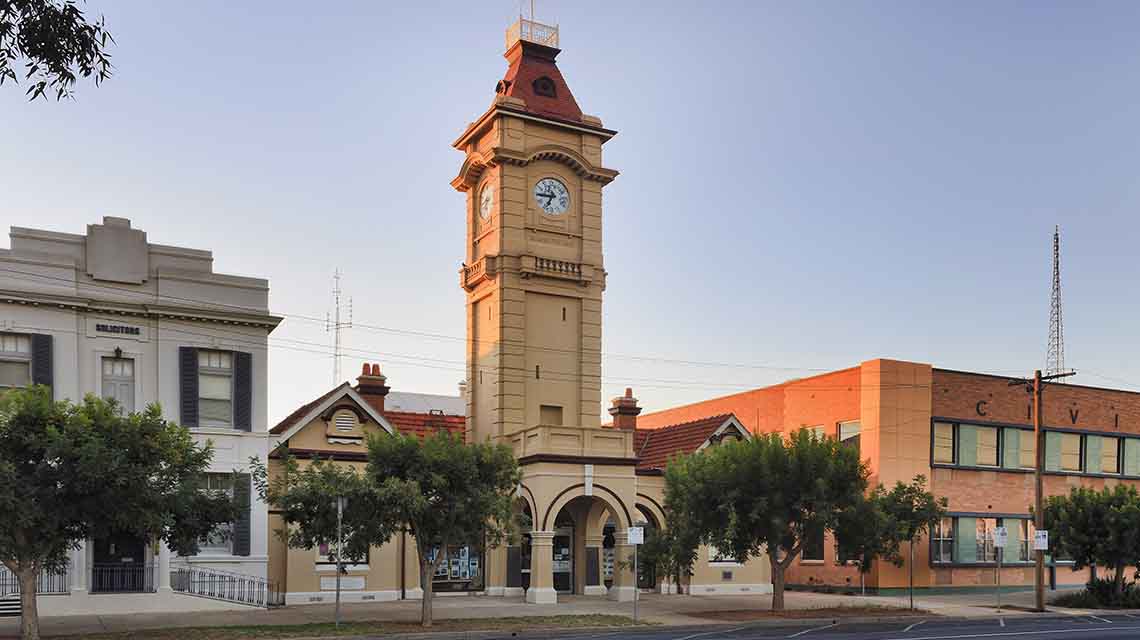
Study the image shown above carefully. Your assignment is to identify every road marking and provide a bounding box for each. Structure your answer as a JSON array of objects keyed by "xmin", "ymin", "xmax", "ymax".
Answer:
[
  {"xmin": 998, "ymin": 618, "xmax": 1005, "ymax": 628},
  {"xmin": 878, "ymin": 623, "xmax": 1140, "ymax": 640},
  {"xmin": 785, "ymin": 622, "xmax": 838, "ymax": 638},
  {"xmin": 1125, "ymin": 614, "xmax": 1140, "ymax": 619},
  {"xmin": 673, "ymin": 625, "xmax": 755, "ymax": 640},
  {"xmin": 903, "ymin": 620, "xmax": 927, "ymax": 632},
  {"xmin": 1087, "ymin": 615, "xmax": 1112, "ymax": 623}
]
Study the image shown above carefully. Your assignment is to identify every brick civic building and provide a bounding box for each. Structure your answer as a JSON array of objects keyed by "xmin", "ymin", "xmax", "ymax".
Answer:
[{"xmin": 634, "ymin": 358, "xmax": 1140, "ymax": 593}]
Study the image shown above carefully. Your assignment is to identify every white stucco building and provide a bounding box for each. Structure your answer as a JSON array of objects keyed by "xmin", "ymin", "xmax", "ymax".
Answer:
[{"xmin": 0, "ymin": 217, "xmax": 281, "ymax": 615}]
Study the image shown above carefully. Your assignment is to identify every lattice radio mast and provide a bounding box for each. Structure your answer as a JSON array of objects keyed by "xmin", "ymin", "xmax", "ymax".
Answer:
[
  {"xmin": 326, "ymin": 269, "xmax": 353, "ymax": 385},
  {"xmin": 1046, "ymin": 226, "xmax": 1067, "ymax": 378}
]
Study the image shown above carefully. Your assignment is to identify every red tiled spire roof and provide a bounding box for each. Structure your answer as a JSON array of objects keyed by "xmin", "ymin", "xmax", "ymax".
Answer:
[{"xmin": 497, "ymin": 40, "xmax": 582, "ymax": 123}]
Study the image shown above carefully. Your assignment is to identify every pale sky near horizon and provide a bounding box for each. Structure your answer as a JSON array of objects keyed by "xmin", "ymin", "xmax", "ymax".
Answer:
[{"xmin": 3, "ymin": 1, "xmax": 1140, "ymax": 424}]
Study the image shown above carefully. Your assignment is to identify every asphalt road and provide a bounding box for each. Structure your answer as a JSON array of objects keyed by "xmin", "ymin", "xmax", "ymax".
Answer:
[{"xmin": 476, "ymin": 614, "xmax": 1140, "ymax": 640}]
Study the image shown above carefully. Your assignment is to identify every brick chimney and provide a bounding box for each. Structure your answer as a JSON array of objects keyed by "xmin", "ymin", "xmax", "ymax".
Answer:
[
  {"xmin": 355, "ymin": 363, "xmax": 390, "ymax": 413},
  {"xmin": 608, "ymin": 387, "xmax": 641, "ymax": 430}
]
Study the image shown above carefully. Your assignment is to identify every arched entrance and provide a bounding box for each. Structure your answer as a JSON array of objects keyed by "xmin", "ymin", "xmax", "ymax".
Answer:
[{"xmin": 636, "ymin": 505, "xmax": 660, "ymax": 590}]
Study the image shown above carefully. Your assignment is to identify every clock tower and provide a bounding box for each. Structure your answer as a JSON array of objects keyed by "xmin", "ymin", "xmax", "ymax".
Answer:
[{"xmin": 453, "ymin": 22, "xmax": 618, "ymax": 444}]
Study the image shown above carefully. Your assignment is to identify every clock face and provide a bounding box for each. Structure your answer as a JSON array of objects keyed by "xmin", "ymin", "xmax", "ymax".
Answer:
[
  {"xmin": 533, "ymin": 177, "xmax": 570, "ymax": 215},
  {"xmin": 479, "ymin": 184, "xmax": 494, "ymax": 220}
]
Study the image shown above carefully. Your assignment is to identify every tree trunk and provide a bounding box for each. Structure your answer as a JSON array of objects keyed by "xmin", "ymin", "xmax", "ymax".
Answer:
[
  {"xmin": 1114, "ymin": 565, "xmax": 1126, "ymax": 597},
  {"xmin": 18, "ymin": 567, "xmax": 40, "ymax": 640},
  {"xmin": 419, "ymin": 558, "xmax": 433, "ymax": 627},
  {"xmin": 769, "ymin": 555, "xmax": 786, "ymax": 611}
]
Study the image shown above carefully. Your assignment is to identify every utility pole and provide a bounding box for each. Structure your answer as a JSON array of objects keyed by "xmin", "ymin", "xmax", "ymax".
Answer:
[
  {"xmin": 1011, "ymin": 368, "xmax": 1075, "ymax": 612},
  {"xmin": 326, "ymin": 270, "xmax": 352, "ymax": 386}
]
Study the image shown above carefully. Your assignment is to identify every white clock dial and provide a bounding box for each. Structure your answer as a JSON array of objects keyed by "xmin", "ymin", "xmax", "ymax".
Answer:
[
  {"xmin": 479, "ymin": 184, "xmax": 494, "ymax": 220},
  {"xmin": 533, "ymin": 178, "xmax": 570, "ymax": 215}
]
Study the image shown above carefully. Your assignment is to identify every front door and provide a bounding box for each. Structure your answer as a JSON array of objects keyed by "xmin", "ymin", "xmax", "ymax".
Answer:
[
  {"xmin": 91, "ymin": 534, "xmax": 147, "ymax": 593},
  {"xmin": 552, "ymin": 527, "xmax": 573, "ymax": 593}
]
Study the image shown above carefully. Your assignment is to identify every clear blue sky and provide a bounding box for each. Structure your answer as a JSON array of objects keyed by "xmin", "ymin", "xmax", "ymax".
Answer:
[{"xmin": 3, "ymin": 1, "xmax": 1139, "ymax": 423}]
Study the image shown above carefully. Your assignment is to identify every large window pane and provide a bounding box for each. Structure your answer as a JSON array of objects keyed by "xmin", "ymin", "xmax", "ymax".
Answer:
[
  {"xmin": 199, "ymin": 374, "xmax": 232, "ymax": 400},
  {"xmin": 1019, "ymin": 431, "xmax": 1035, "ymax": 469},
  {"xmin": 1101, "ymin": 437, "xmax": 1120, "ymax": 474},
  {"xmin": 976, "ymin": 518, "xmax": 996, "ymax": 562},
  {"xmin": 976, "ymin": 426, "xmax": 998, "ymax": 467},
  {"xmin": 839, "ymin": 421, "xmax": 860, "ymax": 452},
  {"xmin": 1061, "ymin": 433, "xmax": 1082, "ymax": 471},
  {"xmin": 802, "ymin": 528, "xmax": 824, "ymax": 561},
  {"xmin": 933, "ymin": 422, "xmax": 954, "ymax": 463},
  {"xmin": 0, "ymin": 360, "xmax": 30, "ymax": 388},
  {"xmin": 932, "ymin": 517, "xmax": 954, "ymax": 563},
  {"xmin": 198, "ymin": 474, "xmax": 234, "ymax": 554}
]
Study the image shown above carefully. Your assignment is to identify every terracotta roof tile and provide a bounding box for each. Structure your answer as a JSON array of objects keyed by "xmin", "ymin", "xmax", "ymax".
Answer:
[
  {"xmin": 499, "ymin": 41, "xmax": 582, "ymax": 123},
  {"xmin": 633, "ymin": 414, "xmax": 735, "ymax": 472},
  {"xmin": 384, "ymin": 411, "xmax": 466, "ymax": 440}
]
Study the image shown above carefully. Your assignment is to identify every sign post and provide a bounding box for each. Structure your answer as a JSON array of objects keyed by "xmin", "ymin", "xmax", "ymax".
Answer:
[
  {"xmin": 334, "ymin": 496, "xmax": 347, "ymax": 629},
  {"xmin": 993, "ymin": 526, "xmax": 1008, "ymax": 611},
  {"xmin": 628, "ymin": 526, "xmax": 644, "ymax": 623}
]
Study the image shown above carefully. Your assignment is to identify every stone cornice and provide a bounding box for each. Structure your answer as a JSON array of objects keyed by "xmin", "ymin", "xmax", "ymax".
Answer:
[
  {"xmin": 0, "ymin": 289, "xmax": 282, "ymax": 331},
  {"xmin": 452, "ymin": 144, "xmax": 619, "ymax": 191}
]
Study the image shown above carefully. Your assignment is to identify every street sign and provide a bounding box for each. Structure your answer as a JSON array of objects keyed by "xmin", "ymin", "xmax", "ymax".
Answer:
[
  {"xmin": 993, "ymin": 526, "xmax": 1008, "ymax": 548},
  {"xmin": 627, "ymin": 526, "xmax": 644, "ymax": 545},
  {"xmin": 1034, "ymin": 530, "xmax": 1049, "ymax": 551}
]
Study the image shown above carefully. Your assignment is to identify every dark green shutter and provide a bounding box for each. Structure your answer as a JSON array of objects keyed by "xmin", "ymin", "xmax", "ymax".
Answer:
[
  {"xmin": 232, "ymin": 473, "xmax": 251, "ymax": 556},
  {"xmin": 30, "ymin": 333, "xmax": 52, "ymax": 392},
  {"xmin": 233, "ymin": 351, "xmax": 252, "ymax": 432},
  {"xmin": 179, "ymin": 347, "xmax": 198, "ymax": 427}
]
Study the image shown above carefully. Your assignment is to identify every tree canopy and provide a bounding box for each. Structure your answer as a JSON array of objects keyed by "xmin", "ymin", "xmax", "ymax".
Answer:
[
  {"xmin": 666, "ymin": 429, "xmax": 867, "ymax": 610},
  {"xmin": 365, "ymin": 430, "xmax": 520, "ymax": 626},
  {"xmin": 1043, "ymin": 484, "xmax": 1140, "ymax": 595},
  {"xmin": 0, "ymin": 386, "xmax": 236, "ymax": 640},
  {"xmin": 1, "ymin": 0, "xmax": 114, "ymax": 100}
]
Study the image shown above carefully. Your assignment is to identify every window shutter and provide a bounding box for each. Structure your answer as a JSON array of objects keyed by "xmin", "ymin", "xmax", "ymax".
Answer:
[
  {"xmin": 179, "ymin": 347, "xmax": 199, "ymax": 427},
  {"xmin": 232, "ymin": 473, "xmax": 251, "ymax": 556},
  {"xmin": 233, "ymin": 351, "xmax": 252, "ymax": 432},
  {"xmin": 30, "ymin": 333, "xmax": 52, "ymax": 391}
]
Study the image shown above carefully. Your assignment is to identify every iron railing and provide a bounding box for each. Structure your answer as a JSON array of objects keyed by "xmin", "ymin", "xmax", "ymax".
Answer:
[
  {"xmin": 0, "ymin": 565, "xmax": 70, "ymax": 597},
  {"xmin": 91, "ymin": 563, "xmax": 155, "ymax": 594},
  {"xmin": 171, "ymin": 566, "xmax": 283, "ymax": 607},
  {"xmin": 505, "ymin": 18, "xmax": 559, "ymax": 50}
]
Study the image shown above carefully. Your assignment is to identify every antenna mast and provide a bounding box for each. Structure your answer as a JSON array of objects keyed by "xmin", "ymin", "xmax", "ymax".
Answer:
[
  {"xmin": 326, "ymin": 269, "xmax": 353, "ymax": 385},
  {"xmin": 1046, "ymin": 226, "xmax": 1066, "ymax": 378}
]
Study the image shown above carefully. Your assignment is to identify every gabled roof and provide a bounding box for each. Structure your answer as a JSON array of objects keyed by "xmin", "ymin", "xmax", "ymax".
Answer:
[
  {"xmin": 269, "ymin": 383, "xmax": 396, "ymax": 443},
  {"xmin": 633, "ymin": 414, "xmax": 750, "ymax": 473}
]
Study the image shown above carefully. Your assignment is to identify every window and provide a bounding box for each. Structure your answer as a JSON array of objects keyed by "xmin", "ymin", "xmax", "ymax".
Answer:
[
  {"xmin": 708, "ymin": 544, "xmax": 740, "ymax": 565},
  {"xmin": 317, "ymin": 539, "xmax": 369, "ymax": 566},
  {"xmin": 0, "ymin": 333, "xmax": 31, "ymax": 389},
  {"xmin": 428, "ymin": 542, "xmax": 484, "ymax": 591},
  {"xmin": 1060, "ymin": 433, "xmax": 1082, "ymax": 471},
  {"xmin": 198, "ymin": 350, "xmax": 233, "ymax": 427},
  {"xmin": 975, "ymin": 426, "xmax": 998, "ymax": 467},
  {"xmin": 933, "ymin": 422, "xmax": 955, "ymax": 463},
  {"xmin": 801, "ymin": 527, "xmax": 824, "ymax": 562},
  {"xmin": 1018, "ymin": 431, "xmax": 1035, "ymax": 469},
  {"xmin": 932, "ymin": 517, "xmax": 954, "ymax": 563},
  {"xmin": 808, "ymin": 425, "xmax": 827, "ymax": 440},
  {"xmin": 975, "ymin": 518, "xmax": 997, "ymax": 563},
  {"xmin": 1015, "ymin": 520, "xmax": 1034, "ymax": 562},
  {"xmin": 198, "ymin": 474, "xmax": 234, "ymax": 554},
  {"xmin": 1101, "ymin": 436, "xmax": 1120, "ymax": 474},
  {"xmin": 101, "ymin": 357, "xmax": 135, "ymax": 412},
  {"xmin": 839, "ymin": 421, "xmax": 860, "ymax": 452}
]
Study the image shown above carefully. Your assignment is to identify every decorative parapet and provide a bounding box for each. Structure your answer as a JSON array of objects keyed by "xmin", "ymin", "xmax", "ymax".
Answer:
[
  {"xmin": 459, "ymin": 255, "xmax": 498, "ymax": 291},
  {"xmin": 506, "ymin": 18, "xmax": 559, "ymax": 50},
  {"xmin": 502, "ymin": 424, "xmax": 634, "ymax": 462},
  {"xmin": 520, "ymin": 254, "xmax": 593, "ymax": 286}
]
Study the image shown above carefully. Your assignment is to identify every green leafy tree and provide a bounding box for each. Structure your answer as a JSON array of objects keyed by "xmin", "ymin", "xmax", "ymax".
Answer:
[
  {"xmin": 636, "ymin": 520, "xmax": 699, "ymax": 595},
  {"xmin": 365, "ymin": 431, "xmax": 520, "ymax": 627},
  {"xmin": 670, "ymin": 429, "xmax": 867, "ymax": 610},
  {"xmin": 0, "ymin": 387, "xmax": 237, "ymax": 640},
  {"xmin": 1, "ymin": 0, "xmax": 114, "ymax": 100},
  {"xmin": 659, "ymin": 456, "xmax": 709, "ymax": 595},
  {"xmin": 250, "ymin": 455, "xmax": 395, "ymax": 569},
  {"xmin": 878, "ymin": 476, "xmax": 947, "ymax": 609},
  {"xmin": 1043, "ymin": 485, "xmax": 1140, "ymax": 597},
  {"xmin": 834, "ymin": 485, "xmax": 893, "ymax": 593}
]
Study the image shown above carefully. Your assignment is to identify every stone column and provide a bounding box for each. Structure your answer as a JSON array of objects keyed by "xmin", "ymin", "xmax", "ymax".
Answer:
[
  {"xmin": 608, "ymin": 530, "xmax": 636, "ymax": 602},
  {"xmin": 69, "ymin": 540, "xmax": 88, "ymax": 595},
  {"xmin": 583, "ymin": 534, "xmax": 607, "ymax": 596},
  {"xmin": 525, "ymin": 531, "xmax": 557, "ymax": 604},
  {"xmin": 157, "ymin": 542, "xmax": 172, "ymax": 592},
  {"xmin": 484, "ymin": 544, "xmax": 509, "ymax": 596}
]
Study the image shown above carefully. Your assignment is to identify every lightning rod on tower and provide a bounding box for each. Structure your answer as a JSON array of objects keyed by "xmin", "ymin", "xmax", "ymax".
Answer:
[{"xmin": 326, "ymin": 269, "xmax": 352, "ymax": 385}]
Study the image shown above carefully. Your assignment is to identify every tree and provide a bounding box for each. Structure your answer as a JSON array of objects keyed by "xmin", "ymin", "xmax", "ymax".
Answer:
[
  {"xmin": 365, "ymin": 431, "xmax": 519, "ymax": 627},
  {"xmin": 1, "ymin": 0, "xmax": 114, "ymax": 100},
  {"xmin": 637, "ymin": 521, "xmax": 699, "ymax": 595},
  {"xmin": 877, "ymin": 476, "xmax": 947, "ymax": 609},
  {"xmin": 670, "ymin": 429, "xmax": 868, "ymax": 610},
  {"xmin": 834, "ymin": 485, "xmax": 893, "ymax": 594},
  {"xmin": 1043, "ymin": 485, "xmax": 1140, "ymax": 597},
  {"xmin": 658, "ymin": 456, "xmax": 709, "ymax": 595},
  {"xmin": 0, "ymin": 387, "xmax": 237, "ymax": 640},
  {"xmin": 250, "ymin": 455, "xmax": 394, "ymax": 568}
]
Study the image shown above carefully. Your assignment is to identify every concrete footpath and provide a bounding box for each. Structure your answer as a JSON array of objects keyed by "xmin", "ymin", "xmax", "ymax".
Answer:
[{"xmin": 0, "ymin": 588, "xmax": 1096, "ymax": 638}]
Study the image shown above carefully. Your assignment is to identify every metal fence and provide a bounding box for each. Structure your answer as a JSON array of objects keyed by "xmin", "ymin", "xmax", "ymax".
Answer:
[
  {"xmin": 91, "ymin": 563, "xmax": 156, "ymax": 594},
  {"xmin": 0, "ymin": 565, "xmax": 70, "ymax": 596},
  {"xmin": 171, "ymin": 566, "xmax": 283, "ymax": 607}
]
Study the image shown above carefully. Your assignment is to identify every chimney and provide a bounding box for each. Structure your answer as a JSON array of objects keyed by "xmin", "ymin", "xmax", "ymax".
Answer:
[
  {"xmin": 355, "ymin": 363, "xmax": 390, "ymax": 413},
  {"xmin": 608, "ymin": 387, "xmax": 641, "ymax": 430}
]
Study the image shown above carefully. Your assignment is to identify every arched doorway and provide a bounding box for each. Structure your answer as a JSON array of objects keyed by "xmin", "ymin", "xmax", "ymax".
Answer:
[
  {"xmin": 546, "ymin": 495, "xmax": 627, "ymax": 596},
  {"xmin": 636, "ymin": 505, "xmax": 660, "ymax": 590}
]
